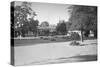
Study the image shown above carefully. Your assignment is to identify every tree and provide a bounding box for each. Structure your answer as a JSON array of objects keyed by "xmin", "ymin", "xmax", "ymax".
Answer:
[
  {"xmin": 29, "ymin": 18, "xmax": 39, "ymax": 36},
  {"xmin": 40, "ymin": 21, "xmax": 50, "ymax": 36},
  {"xmin": 56, "ymin": 20, "xmax": 67, "ymax": 35},
  {"xmin": 40, "ymin": 21, "xmax": 49, "ymax": 27},
  {"xmin": 66, "ymin": 22, "xmax": 72, "ymax": 31},
  {"xmin": 12, "ymin": 2, "xmax": 37, "ymax": 37},
  {"xmin": 69, "ymin": 5, "xmax": 97, "ymax": 41}
]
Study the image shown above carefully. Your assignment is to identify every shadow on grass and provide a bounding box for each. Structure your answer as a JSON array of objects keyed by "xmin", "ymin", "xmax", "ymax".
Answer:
[
  {"xmin": 48, "ymin": 55, "xmax": 97, "ymax": 65},
  {"xmin": 22, "ymin": 55, "xmax": 97, "ymax": 66},
  {"xmin": 68, "ymin": 54, "xmax": 97, "ymax": 61}
]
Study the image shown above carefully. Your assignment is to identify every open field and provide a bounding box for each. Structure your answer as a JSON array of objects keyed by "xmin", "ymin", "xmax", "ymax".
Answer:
[{"xmin": 14, "ymin": 39, "xmax": 97, "ymax": 66}]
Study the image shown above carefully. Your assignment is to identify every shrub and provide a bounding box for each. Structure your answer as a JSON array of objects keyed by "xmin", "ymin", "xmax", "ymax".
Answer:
[
  {"xmin": 43, "ymin": 37, "xmax": 49, "ymax": 40},
  {"xmin": 40, "ymin": 37, "xmax": 43, "ymax": 39},
  {"xmin": 70, "ymin": 32, "xmax": 80, "ymax": 40},
  {"xmin": 62, "ymin": 36, "xmax": 67, "ymax": 39},
  {"xmin": 50, "ymin": 38, "xmax": 56, "ymax": 41},
  {"xmin": 70, "ymin": 41, "xmax": 80, "ymax": 46}
]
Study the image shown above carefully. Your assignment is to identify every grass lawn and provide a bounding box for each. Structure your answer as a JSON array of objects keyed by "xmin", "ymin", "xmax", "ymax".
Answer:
[
  {"xmin": 13, "ymin": 36, "xmax": 96, "ymax": 47},
  {"xmin": 14, "ymin": 38, "xmax": 69, "ymax": 46},
  {"xmin": 14, "ymin": 39, "xmax": 97, "ymax": 65}
]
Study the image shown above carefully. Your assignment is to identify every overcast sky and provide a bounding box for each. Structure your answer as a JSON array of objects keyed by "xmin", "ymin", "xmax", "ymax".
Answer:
[{"xmin": 15, "ymin": 1, "xmax": 71, "ymax": 25}]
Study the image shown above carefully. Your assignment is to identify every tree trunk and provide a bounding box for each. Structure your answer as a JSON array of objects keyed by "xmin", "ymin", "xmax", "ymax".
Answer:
[{"xmin": 80, "ymin": 31, "xmax": 84, "ymax": 42}]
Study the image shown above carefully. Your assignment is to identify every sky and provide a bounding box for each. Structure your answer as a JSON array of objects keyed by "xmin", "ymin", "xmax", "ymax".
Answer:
[{"xmin": 15, "ymin": 1, "xmax": 71, "ymax": 25}]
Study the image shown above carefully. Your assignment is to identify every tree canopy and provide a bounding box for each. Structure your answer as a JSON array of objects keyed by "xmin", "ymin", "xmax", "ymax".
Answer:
[
  {"xmin": 11, "ymin": 2, "xmax": 39, "ymax": 37},
  {"xmin": 40, "ymin": 21, "xmax": 49, "ymax": 27},
  {"xmin": 69, "ymin": 5, "xmax": 97, "ymax": 37},
  {"xmin": 56, "ymin": 20, "xmax": 67, "ymax": 35}
]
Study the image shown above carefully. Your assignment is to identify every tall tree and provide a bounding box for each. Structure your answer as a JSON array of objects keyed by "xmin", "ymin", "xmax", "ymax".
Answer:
[
  {"xmin": 56, "ymin": 20, "xmax": 67, "ymax": 35},
  {"xmin": 29, "ymin": 18, "xmax": 39, "ymax": 36},
  {"xmin": 13, "ymin": 2, "xmax": 37, "ymax": 37},
  {"xmin": 69, "ymin": 5, "xmax": 97, "ymax": 41}
]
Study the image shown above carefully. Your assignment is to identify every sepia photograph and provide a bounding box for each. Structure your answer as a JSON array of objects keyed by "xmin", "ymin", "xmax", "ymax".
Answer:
[{"xmin": 11, "ymin": 1, "xmax": 97, "ymax": 66}]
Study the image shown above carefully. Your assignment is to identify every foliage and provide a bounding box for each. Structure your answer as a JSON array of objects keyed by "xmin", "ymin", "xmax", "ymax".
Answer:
[
  {"xmin": 84, "ymin": 30, "xmax": 90, "ymax": 37},
  {"xmin": 70, "ymin": 41, "xmax": 80, "ymax": 46},
  {"xmin": 70, "ymin": 32, "xmax": 80, "ymax": 40},
  {"xmin": 40, "ymin": 21, "xmax": 49, "ymax": 27},
  {"xmin": 69, "ymin": 5, "xmax": 97, "ymax": 39},
  {"xmin": 11, "ymin": 2, "xmax": 38, "ymax": 37},
  {"xmin": 50, "ymin": 38, "xmax": 56, "ymax": 41},
  {"xmin": 40, "ymin": 21, "xmax": 50, "ymax": 36},
  {"xmin": 56, "ymin": 20, "xmax": 67, "ymax": 35},
  {"xmin": 66, "ymin": 22, "xmax": 72, "ymax": 31},
  {"xmin": 29, "ymin": 19, "xmax": 39, "ymax": 36}
]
